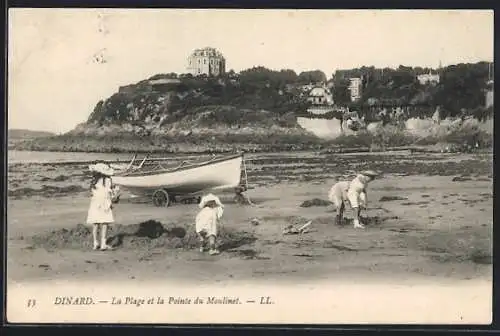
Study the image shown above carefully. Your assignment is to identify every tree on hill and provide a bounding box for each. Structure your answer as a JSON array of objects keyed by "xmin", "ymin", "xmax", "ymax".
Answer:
[
  {"xmin": 298, "ymin": 70, "xmax": 327, "ymax": 84},
  {"xmin": 331, "ymin": 78, "xmax": 351, "ymax": 104},
  {"xmin": 433, "ymin": 62, "xmax": 490, "ymax": 116},
  {"xmin": 238, "ymin": 66, "xmax": 299, "ymax": 89}
]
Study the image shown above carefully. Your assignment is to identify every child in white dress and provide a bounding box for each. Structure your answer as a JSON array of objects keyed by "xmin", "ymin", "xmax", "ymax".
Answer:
[
  {"xmin": 328, "ymin": 170, "xmax": 379, "ymax": 229},
  {"xmin": 195, "ymin": 193, "xmax": 224, "ymax": 255},
  {"xmin": 87, "ymin": 163, "xmax": 117, "ymax": 251}
]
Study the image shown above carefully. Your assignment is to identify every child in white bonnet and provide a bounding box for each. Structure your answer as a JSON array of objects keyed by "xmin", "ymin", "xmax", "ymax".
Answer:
[{"xmin": 196, "ymin": 193, "xmax": 224, "ymax": 255}]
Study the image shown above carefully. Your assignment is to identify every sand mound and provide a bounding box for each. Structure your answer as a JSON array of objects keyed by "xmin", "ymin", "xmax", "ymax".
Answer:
[
  {"xmin": 28, "ymin": 220, "xmax": 257, "ymax": 251},
  {"xmin": 30, "ymin": 224, "xmax": 93, "ymax": 250}
]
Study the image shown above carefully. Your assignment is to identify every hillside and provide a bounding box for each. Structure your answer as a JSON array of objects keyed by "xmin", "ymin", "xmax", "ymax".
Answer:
[
  {"xmin": 12, "ymin": 62, "xmax": 493, "ymax": 153},
  {"xmin": 67, "ymin": 70, "xmax": 313, "ymax": 138},
  {"xmin": 73, "ymin": 62, "xmax": 492, "ymax": 137},
  {"xmin": 9, "ymin": 129, "xmax": 55, "ymax": 140},
  {"xmin": 333, "ymin": 62, "xmax": 492, "ymax": 120},
  {"xmin": 8, "ymin": 129, "xmax": 56, "ymax": 150}
]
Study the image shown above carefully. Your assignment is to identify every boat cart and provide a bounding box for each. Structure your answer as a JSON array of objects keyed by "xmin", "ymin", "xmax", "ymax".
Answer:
[
  {"xmin": 151, "ymin": 189, "xmax": 202, "ymax": 207},
  {"xmin": 152, "ymin": 189, "xmax": 171, "ymax": 207}
]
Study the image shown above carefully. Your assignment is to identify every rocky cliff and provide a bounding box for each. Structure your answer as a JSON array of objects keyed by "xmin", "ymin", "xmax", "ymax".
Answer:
[{"xmin": 69, "ymin": 75, "xmax": 312, "ymax": 138}]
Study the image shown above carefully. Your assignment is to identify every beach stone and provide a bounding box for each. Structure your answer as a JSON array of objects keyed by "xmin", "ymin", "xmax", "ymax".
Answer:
[{"xmin": 250, "ymin": 218, "xmax": 260, "ymax": 226}]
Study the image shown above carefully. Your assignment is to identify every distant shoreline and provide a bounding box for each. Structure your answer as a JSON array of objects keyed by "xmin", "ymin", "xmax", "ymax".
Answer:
[
  {"xmin": 9, "ymin": 142, "xmax": 493, "ymax": 158},
  {"xmin": 9, "ymin": 123, "xmax": 493, "ymax": 155}
]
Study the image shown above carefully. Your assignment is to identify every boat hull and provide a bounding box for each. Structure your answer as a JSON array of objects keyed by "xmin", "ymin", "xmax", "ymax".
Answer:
[{"xmin": 112, "ymin": 154, "xmax": 243, "ymax": 196}]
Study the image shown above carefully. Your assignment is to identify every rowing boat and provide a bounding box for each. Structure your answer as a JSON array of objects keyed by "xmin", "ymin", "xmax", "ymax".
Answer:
[{"xmin": 112, "ymin": 153, "xmax": 247, "ymax": 206}]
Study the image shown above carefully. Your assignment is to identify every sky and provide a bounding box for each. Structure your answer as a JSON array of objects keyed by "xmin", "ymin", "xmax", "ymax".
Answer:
[{"xmin": 8, "ymin": 9, "xmax": 494, "ymax": 134}]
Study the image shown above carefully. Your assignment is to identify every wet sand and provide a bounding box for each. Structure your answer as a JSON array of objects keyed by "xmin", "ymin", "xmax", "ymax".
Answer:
[{"xmin": 7, "ymin": 151, "xmax": 493, "ymax": 285}]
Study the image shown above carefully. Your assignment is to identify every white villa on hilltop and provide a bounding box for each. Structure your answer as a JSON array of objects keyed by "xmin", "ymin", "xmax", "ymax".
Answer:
[
  {"xmin": 186, "ymin": 47, "xmax": 226, "ymax": 76},
  {"xmin": 307, "ymin": 86, "xmax": 334, "ymax": 106},
  {"xmin": 306, "ymin": 85, "xmax": 337, "ymax": 115}
]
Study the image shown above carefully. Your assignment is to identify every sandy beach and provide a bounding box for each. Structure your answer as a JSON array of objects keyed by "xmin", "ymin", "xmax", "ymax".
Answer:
[{"xmin": 6, "ymin": 150, "xmax": 493, "ymax": 323}]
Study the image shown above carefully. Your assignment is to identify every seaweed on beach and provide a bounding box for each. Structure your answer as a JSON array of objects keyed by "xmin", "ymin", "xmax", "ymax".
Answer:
[
  {"xmin": 452, "ymin": 176, "xmax": 473, "ymax": 182},
  {"xmin": 8, "ymin": 185, "xmax": 87, "ymax": 199},
  {"xmin": 299, "ymin": 198, "xmax": 331, "ymax": 208},
  {"xmin": 379, "ymin": 195, "xmax": 409, "ymax": 202}
]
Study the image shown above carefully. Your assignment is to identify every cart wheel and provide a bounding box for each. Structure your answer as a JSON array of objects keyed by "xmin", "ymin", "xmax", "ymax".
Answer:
[{"xmin": 152, "ymin": 189, "xmax": 170, "ymax": 207}]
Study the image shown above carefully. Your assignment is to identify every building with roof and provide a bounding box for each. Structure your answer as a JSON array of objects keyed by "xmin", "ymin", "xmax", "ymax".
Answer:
[
  {"xmin": 348, "ymin": 77, "xmax": 363, "ymax": 102},
  {"xmin": 149, "ymin": 78, "xmax": 182, "ymax": 92},
  {"xmin": 187, "ymin": 47, "xmax": 226, "ymax": 76},
  {"xmin": 417, "ymin": 70, "xmax": 440, "ymax": 85},
  {"xmin": 307, "ymin": 86, "xmax": 334, "ymax": 106}
]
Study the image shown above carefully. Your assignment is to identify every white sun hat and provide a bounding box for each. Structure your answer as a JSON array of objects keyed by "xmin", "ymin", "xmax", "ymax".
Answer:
[
  {"xmin": 199, "ymin": 193, "xmax": 223, "ymax": 209},
  {"xmin": 89, "ymin": 163, "xmax": 115, "ymax": 176}
]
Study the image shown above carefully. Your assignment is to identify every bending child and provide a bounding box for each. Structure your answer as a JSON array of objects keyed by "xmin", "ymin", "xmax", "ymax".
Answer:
[
  {"xmin": 195, "ymin": 193, "xmax": 224, "ymax": 255},
  {"xmin": 328, "ymin": 170, "xmax": 379, "ymax": 229}
]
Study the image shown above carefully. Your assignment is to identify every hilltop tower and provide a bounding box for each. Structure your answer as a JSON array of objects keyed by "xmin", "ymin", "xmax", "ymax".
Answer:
[{"xmin": 187, "ymin": 47, "xmax": 226, "ymax": 77}]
